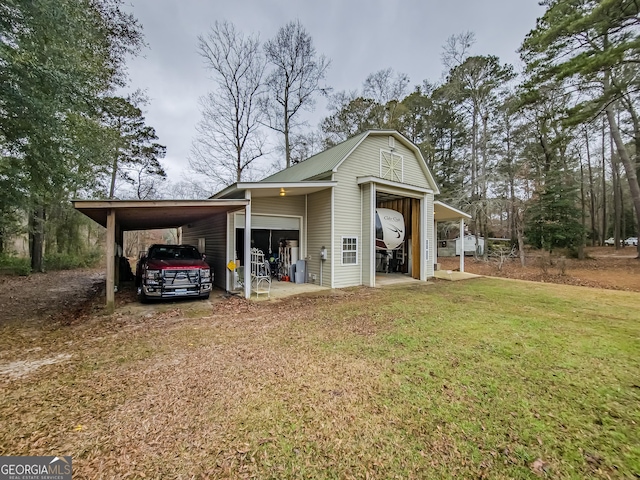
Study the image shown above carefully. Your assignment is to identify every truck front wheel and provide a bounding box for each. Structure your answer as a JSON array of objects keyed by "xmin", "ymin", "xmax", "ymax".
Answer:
[{"xmin": 137, "ymin": 286, "xmax": 148, "ymax": 304}]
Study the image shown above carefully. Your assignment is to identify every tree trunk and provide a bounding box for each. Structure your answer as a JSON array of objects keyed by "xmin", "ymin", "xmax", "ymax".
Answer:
[
  {"xmin": 601, "ymin": 117, "xmax": 607, "ymax": 245},
  {"xmin": 580, "ymin": 159, "xmax": 586, "ymax": 235},
  {"xmin": 605, "ymin": 79, "xmax": 640, "ymax": 258},
  {"xmin": 613, "ymin": 157, "xmax": 621, "ymax": 248},
  {"xmin": 471, "ymin": 105, "xmax": 478, "ymax": 198},
  {"xmin": 481, "ymin": 113, "xmax": 489, "ymax": 261},
  {"xmin": 30, "ymin": 204, "xmax": 45, "ymax": 272},
  {"xmin": 516, "ymin": 210, "xmax": 526, "ymax": 267},
  {"xmin": 620, "ymin": 93, "xmax": 640, "ymax": 187},
  {"xmin": 284, "ymin": 97, "xmax": 291, "ymax": 168},
  {"xmin": 109, "ymin": 150, "xmax": 118, "ymax": 199},
  {"xmin": 585, "ymin": 130, "xmax": 597, "ymax": 246},
  {"xmin": 611, "ymin": 127, "xmax": 622, "ymax": 249}
]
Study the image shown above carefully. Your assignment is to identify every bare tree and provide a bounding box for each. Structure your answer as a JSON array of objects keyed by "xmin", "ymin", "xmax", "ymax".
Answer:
[
  {"xmin": 289, "ymin": 130, "xmax": 324, "ymax": 164},
  {"xmin": 362, "ymin": 68, "xmax": 410, "ymax": 106},
  {"xmin": 263, "ymin": 20, "xmax": 331, "ymax": 168},
  {"xmin": 162, "ymin": 179, "xmax": 212, "ymax": 200},
  {"xmin": 441, "ymin": 31, "xmax": 476, "ymax": 70},
  {"xmin": 189, "ymin": 21, "xmax": 267, "ymax": 189},
  {"xmin": 362, "ymin": 68, "xmax": 410, "ymax": 128}
]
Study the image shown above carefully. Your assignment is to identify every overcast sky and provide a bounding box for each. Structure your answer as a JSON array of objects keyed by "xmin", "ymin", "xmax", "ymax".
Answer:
[{"xmin": 121, "ymin": 0, "xmax": 546, "ymax": 183}]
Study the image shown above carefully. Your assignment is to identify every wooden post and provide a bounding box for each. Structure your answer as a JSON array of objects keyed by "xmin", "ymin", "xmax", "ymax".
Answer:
[
  {"xmin": 115, "ymin": 222, "xmax": 122, "ymax": 287},
  {"xmin": 411, "ymin": 199, "xmax": 420, "ymax": 279},
  {"xmin": 106, "ymin": 209, "xmax": 116, "ymax": 312}
]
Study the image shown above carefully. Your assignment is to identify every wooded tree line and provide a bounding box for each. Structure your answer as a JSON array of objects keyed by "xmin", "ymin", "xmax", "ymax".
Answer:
[
  {"xmin": 192, "ymin": 1, "xmax": 639, "ymax": 258},
  {"xmin": 2, "ymin": 0, "xmax": 638, "ymax": 272},
  {"xmin": 0, "ymin": 0, "xmax": 166, "ymax": 271}
]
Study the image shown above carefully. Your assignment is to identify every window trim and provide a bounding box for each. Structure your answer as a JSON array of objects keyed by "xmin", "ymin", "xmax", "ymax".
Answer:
[{"xmin": 341, "ymin": 236, "xmax": 358, "ymax": 266}]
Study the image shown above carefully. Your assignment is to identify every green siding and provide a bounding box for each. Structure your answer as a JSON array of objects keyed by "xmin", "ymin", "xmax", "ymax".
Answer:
[
  {"xmin": 341, "ymin": 135, "xmax": 431, "ymax": 190},
  {"xmin": 333, "ymin": 148, "xmax": 367, "ymax": 288},
  {"xmin": 182, "ymin": 212, "xmax": 228, "ymax": 290},
  {"xmin": 361, "ymin": 183, "xmax": 374, "ymax": 286},
  {"xmin": 307, "ymin": 189, "xmax": 332, "ymax": 287},
  {"xmin": 251, "ymin": 196, "xmax": 305, "ymax": 217},
  {"xmin": 392, "ymin": 140, "xmax": 432, "ymax": 190},
  {"xmin": 259, "ymin": 131, "xmax": 436, "ymax": 192},
  {"xmin": 332, "ymin": 136, "xmax": 437, "ymax": 287}
]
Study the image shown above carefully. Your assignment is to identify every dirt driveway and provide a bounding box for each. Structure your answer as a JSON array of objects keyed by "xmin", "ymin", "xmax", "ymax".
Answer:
[{"xmin": 0, "ymin": 269, "xmax": 105, "ymax": 327}]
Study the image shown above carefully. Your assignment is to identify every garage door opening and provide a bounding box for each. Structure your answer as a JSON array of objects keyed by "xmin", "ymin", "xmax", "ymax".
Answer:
[
  {"xmin": 376, "ymin": 192, "xmax": 420, "ymax": 280},
  {"xmin": 235, "ymin": 228, "xmax": 300, "ymax": 266}
]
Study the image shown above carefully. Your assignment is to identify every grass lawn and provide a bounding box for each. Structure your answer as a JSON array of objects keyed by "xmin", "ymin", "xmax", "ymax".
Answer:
[{"xmin": 1, "ymin": 278, "xmax": 638, "ymax": 479}]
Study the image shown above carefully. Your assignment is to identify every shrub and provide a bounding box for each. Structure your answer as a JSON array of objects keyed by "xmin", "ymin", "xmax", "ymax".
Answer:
[
  {"xmin": 44, "ymin": 249, "xmax": 102, "ymax": 271},
  {"xmin": 0, "ymin": 254, "xmax": 32, "ymax": 276},
  {"xmin": 557, "ymin": 255, "xmax": 567, "ymax": 275},
  {"xmin": 536, "ymin": 251, "xmax": 551, "ymax": 275}
]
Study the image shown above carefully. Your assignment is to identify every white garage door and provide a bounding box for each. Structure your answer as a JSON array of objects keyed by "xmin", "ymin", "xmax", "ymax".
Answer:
[{"xmin": 234, "ymin": 214, "xmax": 300, "ymax": 230}]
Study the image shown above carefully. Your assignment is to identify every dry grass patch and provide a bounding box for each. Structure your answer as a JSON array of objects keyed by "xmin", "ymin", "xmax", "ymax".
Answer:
[{"xmin": 1, "ymin": 282, "xmax": 639, "ymax": 479}]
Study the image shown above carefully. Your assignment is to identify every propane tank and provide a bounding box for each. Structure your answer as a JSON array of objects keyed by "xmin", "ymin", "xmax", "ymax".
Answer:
[{"xmin": 375, "ymin": 208, "xmax": 405, "ymax": 250}]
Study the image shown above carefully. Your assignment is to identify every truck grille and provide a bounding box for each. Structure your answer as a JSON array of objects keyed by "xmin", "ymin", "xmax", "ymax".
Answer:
[{"xmin": 163, "ymin": 269, "xmax": 199, "ymax": 286}]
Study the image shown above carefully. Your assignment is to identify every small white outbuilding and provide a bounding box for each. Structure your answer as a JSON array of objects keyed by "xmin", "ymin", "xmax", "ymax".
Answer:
[{"xmin": 455, "ymin": 235, "xmax": 485, "ymax": 256}]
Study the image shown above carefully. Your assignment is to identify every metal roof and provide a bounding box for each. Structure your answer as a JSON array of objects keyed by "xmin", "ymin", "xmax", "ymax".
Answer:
[
  {"xmin": 260, "ymin": 132, "xmax": 368, "ymax": 183},
  {"xmin": 73, "ymin": 199, "xmax": 248, "ymax": 230},
  {"xmin": 213, "ymin": 130, "xmax": 441, "ymax": 198},
  {"xmin": 434, "ymin": 201, "xmax": 472, "ymax": 221}
]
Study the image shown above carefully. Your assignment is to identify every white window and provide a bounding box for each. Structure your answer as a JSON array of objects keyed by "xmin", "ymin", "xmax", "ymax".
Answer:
[{"xmin": 341, "ymin": 237, "xmax": 358, "ymax": 265}]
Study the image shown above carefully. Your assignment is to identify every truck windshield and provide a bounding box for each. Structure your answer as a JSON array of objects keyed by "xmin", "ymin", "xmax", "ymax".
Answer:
[{"xmin": 148, "ymin": 246, "xmax": 201, "ymax": 260}]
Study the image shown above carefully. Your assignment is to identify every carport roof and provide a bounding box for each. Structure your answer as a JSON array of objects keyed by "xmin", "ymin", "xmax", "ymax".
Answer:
[
  {"xmin": 73, "ymin": 199, "xmax": 249, "ymax": 230},
  {"xmin": 434, "ymin": 201, "xmax": 472, "ymax": 222}
]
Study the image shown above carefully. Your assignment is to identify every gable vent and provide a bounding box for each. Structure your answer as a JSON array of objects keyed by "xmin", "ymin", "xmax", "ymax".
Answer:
[
  {"xmin": 380, "ymin": 150, "xmax": 403, "ymax": 183},
  {"xmin": 388, "ymin": 136, "xmax": 395, "ymax": 149}
]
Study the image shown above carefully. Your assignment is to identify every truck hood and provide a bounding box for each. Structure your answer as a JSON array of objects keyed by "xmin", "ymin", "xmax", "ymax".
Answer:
[{"xmin": 145, "ymin": 259, "xmax": 209, "ymax": 270}]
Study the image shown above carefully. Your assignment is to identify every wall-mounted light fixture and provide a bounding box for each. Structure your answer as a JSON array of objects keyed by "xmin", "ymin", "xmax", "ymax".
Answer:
[{"xmin": 279, "ymin": 188, "xmax": 286, "ymax": 197}]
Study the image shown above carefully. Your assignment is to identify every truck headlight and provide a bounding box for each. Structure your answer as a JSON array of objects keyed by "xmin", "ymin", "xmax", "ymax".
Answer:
[
  {"xmin": 199, "ymin": 268, "xmax": 211, "ymax": 281},
  {"xmin": 145, "ymin": 269, "xmax": 160, "ymax": 283}
]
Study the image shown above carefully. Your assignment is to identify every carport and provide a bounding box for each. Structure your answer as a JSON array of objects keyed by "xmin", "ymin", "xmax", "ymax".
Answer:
[
  {"xmin": 433, "ymin": 200, "xmax": 472, "ymax": 272},
  {"xmin": 73, "ymin": 199, "xmax": 249, "ymax": 312}
]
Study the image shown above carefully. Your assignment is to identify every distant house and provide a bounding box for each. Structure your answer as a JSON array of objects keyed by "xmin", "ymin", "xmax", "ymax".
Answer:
[
  {"xmin": 437, "ymin": 235, "xmax": 485, "ymax": 257},
  {"xmin": 182, "ymin": 130, "xmax": 471, "ymax": 293}
]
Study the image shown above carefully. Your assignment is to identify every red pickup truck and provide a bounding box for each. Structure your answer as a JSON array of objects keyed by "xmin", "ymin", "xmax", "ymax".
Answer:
[{"xmin": 136, "ymin": 244, "xmax": 212, "ymax": 301}]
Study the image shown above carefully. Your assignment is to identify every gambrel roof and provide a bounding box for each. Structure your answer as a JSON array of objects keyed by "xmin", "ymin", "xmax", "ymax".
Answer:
[
  {"xmin": 261, "ymin": 132, "xmax": 368, "ymax": 182},
  {"xmin": 213, "ymin": 130, "xmax": 440, "ymax": 198}
]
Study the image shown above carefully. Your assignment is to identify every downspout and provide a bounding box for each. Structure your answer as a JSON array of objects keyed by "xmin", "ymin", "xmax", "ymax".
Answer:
[
  {"xmin": 360, "ymin": 185, "xmax": 363, "ymax": 286},
  {"xmin": 304, "ymin": 194, "xmax": 308, "ymax": 262},
  {"xmin": 244, "ymin": 190, "xmax": 252, "ymax": 299},
  {"xmin": 459, "ymin": 218, "xmax": 465, "ymax": 273},
  {"xmin": 331, "ymin": 186, "xmax": 335, "ymax": 288},
  {"xmin": 420, "ymin": 194, "xmax": 427, "ymax": 281},
  {"xmin": 370, "ymin": 184, "xmax": 376, "ymax": 287}
]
